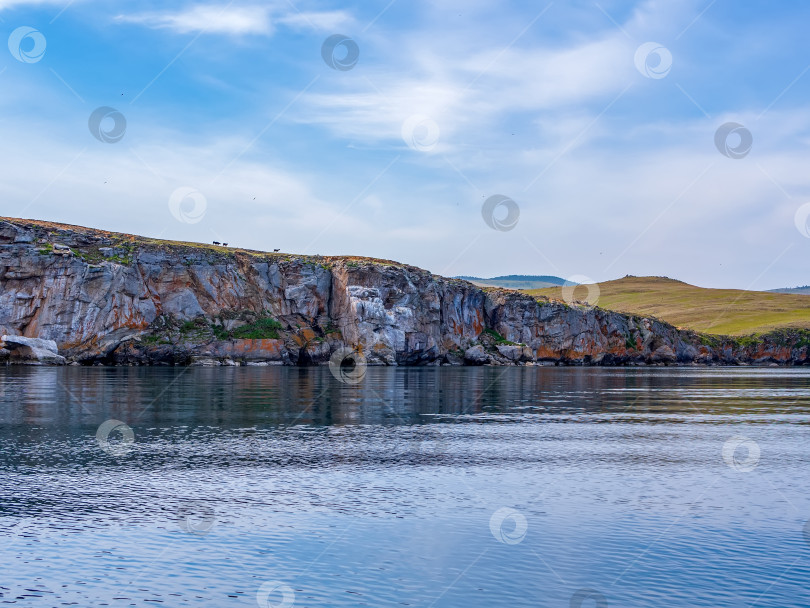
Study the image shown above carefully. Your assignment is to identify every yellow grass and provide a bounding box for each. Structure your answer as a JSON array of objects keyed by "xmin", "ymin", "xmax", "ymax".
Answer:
[
  {"xmin": 527, "ymin": 276, "xmax": 810, "ymax": 336},
  {"xmin": 0, "ymin": 217, "xmax": 411, "ymax": 268}
]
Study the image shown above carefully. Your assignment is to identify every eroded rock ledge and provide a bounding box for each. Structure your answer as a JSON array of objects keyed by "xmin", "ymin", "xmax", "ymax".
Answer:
[{"xmin": 0, "ymin": 217, "xmax": 807, "ymax": 366}]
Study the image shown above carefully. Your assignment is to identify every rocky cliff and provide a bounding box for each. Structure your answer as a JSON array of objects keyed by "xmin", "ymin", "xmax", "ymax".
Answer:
[{"xmin": 0, "ymin": 218, "xmax": 807, "ymax": 366}]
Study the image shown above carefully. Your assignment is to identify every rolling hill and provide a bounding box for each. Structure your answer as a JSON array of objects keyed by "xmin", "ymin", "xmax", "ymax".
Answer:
[
  {"xmin": 528, "ymin": 276, "xmax": 810, "ymax": 336},
  {"xmin": 456, "ymin": 274, "xmax": 566, "ymax": 290},
  {"xmin": 769, "ymin": 286, "xmax": 810, "ymax": 295}
]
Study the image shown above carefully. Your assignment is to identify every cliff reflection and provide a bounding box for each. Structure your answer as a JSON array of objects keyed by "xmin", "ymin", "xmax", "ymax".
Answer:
[{"xmin": 1, "ymin": 366, "xmax": 808, "ymax": 429}]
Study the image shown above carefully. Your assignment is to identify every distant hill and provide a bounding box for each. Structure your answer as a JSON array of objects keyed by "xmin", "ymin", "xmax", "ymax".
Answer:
[
  {"xmin": 769, "ymin": 286, "xmax": 810, "ymax": 295},
  {"xmin": 528, "ymin": 276, "xmax": 810, "ymax": 336},
  {"xmin": 456, "ymin": 274, "xmax": 567, "ymax": 290}
]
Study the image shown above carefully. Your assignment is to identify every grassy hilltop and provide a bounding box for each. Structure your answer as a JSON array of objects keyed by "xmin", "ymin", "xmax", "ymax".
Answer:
[{"xmin": 528, "ymin": 276, "xmax": 810, "ymax": 336}]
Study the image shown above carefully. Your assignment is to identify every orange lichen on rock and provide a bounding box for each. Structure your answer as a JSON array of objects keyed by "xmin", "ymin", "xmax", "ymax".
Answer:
[{"xmin": 1, "ymin": 217, "xmax": 808, "ymax": 366}]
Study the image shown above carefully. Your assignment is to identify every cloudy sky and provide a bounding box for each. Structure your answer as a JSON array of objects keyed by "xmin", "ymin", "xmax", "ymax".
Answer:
[{"xmin": 1, "ymin": 0, "xmax": 809, "ymax": 289}]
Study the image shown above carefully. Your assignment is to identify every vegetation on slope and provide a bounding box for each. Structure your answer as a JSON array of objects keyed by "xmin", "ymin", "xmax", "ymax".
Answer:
[
  {"xmin": 528, "ymin": 276, "xmax": 810, "ymax": 336},
  {"xmin": 0, "ymin": 216, "xmax": 418, "ymax": 272}
]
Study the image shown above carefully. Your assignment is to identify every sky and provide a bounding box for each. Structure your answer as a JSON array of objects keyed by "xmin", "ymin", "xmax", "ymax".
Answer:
[{"xmin": 1, "ymin": 0, "xmax": 810, "ymax": 290}]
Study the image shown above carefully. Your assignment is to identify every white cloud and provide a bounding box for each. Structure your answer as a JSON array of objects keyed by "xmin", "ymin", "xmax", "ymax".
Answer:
[
  {"xmin": 0, "ymin": 0, "xmax": 68, "ymax": 7},
  {"xmin": 114, "ymin": 4, "xmax": 355, "ymax": 37},
  {"xmin": 295, "ymin": 0, "xmax": 713, "ymax": 158},
  {"xmin": 276, "ymin": 10, "xmax": 354, "ymax": 32},
  {"xmin": 115, "ymin": 5, "xmax": 274, "ymax": 36},
  {"xmin": 2, "ymin": 103, "xmax": 809, "ymax": 291},
  {"xmin": 2, "ymin": 0, "xmax": 808, "ymax": 291},
  {"xmin": 298, "ymin": 36, "xmax": 635, "ymax": 164},
  {"xmin": 295, "ymin": 2, "xmax": 651, "ymax": 159}
]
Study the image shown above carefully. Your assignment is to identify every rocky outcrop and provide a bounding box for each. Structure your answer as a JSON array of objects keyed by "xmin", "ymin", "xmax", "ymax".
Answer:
[
  {"xmin": 0, "ymin": 217, "xmax": 807, "ymax": 366},
  {"xmin": 1, "ymin": 335, "xmax": 65, "ymax": 364}
]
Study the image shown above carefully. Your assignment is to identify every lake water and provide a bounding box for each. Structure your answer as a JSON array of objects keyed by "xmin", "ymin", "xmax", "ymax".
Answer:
[{"xmin": 1, "ymin": 366, "xmax": 809, "ymax": 607}]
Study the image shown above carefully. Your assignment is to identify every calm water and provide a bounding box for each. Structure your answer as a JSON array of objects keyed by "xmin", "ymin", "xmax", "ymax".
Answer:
[{"xmin": 1, "ymin": 366, "xmax": 810, "ymax": 607}]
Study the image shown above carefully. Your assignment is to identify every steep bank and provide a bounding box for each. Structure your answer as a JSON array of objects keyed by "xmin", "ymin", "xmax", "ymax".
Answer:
[{"xmin": 0, "ymin": 218, "xmax": 807, "ymax": 366}]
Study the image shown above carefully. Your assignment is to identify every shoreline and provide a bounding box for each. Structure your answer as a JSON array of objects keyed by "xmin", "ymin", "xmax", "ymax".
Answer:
[{"xmin": 2, "ymin": 217, "xmax": 809, "ymax": 368}]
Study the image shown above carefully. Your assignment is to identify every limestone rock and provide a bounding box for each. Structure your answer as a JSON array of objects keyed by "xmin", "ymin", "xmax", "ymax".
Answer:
[
  {"xmin": 496, "ymin": 344, "xmax": 528, "ymax": 362},
  {"xmin": 650, "ymin": 345, "xmax": 677, "ymax": 364},
  {"xmin": 0, "ymin": 218, "xmax": 806, "ymax": 367},
  {"xmin": 1, "ymin": 335, "xmax": 66, "ymax": 364},
  {"xmin": 464, "ymin": 345, "xmax": 489, "ymax": 365}
]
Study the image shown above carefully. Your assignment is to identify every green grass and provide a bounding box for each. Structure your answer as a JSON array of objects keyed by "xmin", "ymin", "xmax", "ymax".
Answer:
[
  {"xmin": 1, "ymin": 217, "xmax": 411, "ymax": 271},
  {"xmin": 230, "ymin": 317, "xmax": 283, "ymax": 339},
  {"xmin": 625, "ymin": 334, "xmax": 637, "ymax": 349},
  {"xmin": 698, "ymin": 333, "xmax": 721, "ymax": 347},
  {"xmin": 323, "ymin": 323, "xmax": 341, "ymax": 336},
  {"xmin": 179, "ymin": 319, "xmax": 202, "ymax": 333},
  {"xmin": 185, "ymin": 314, "xmax": 283, "ymax": 340},
  {"xmin": 141, "ymin": 334, "xmax": 172, "ymax": 346},
  {"xmin": 734, "ymin": 335, "xmax": 760, "ymax": 348},
  {"xmin": 484, "ymin": 328, "xmax": 520, "ymax": 345},
  {"xmin": 143, "ymin": 314, "xmax": 285, "ymax": 345},
  {"xmin": 528, "ymin": 276, "xmax": 810, "ymax": 336},
  {"xmin": 762, "ymin": 328, "xmax": 810, "ymax": 348}
]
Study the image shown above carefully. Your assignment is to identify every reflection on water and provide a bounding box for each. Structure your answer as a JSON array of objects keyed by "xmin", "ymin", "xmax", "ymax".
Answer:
[
  {"xmin": 0, "ymin": 367, "xmax": 809, "ymax": 607},
  {"xmin": 4, "ymin": 366, "xmax": 810, "ymax": 426}
]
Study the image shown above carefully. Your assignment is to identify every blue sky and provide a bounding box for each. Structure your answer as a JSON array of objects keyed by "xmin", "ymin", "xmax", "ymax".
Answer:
[{"xmin": 2, "ymin": 0, "xmax": 810, "ymax": 289}]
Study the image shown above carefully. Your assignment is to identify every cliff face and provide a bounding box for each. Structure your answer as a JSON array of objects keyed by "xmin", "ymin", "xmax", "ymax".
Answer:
[{"xmin": 0, "ymin": 218, "xmax": 807, "ymax": 366}]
